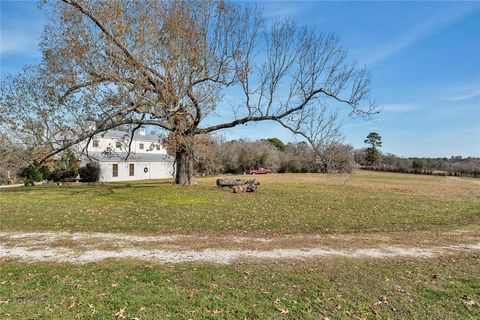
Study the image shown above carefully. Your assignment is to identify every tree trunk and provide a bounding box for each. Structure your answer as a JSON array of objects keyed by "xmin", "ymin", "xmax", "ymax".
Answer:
[
  {"xmin": 175, "ymin": 144, "xmax": 194, "ymax": 185},
  {"xmin": 216, "ymin": 178, "xmax": 260, "ymax": 187}
]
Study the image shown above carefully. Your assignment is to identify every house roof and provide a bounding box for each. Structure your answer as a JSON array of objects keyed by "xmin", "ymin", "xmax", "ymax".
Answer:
[
  {"xmin": 82, "ymin": 151, "xmax": 174, "ymax": 163},
  {"xmin": 95, "ymin": 130, "xmax": 160, "ymax": 143}
]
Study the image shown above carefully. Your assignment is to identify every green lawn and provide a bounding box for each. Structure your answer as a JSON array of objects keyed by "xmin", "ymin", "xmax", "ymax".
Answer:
[
  {"xmin": 1, "ymin": 171, "xmax": 479, "ymax": 319},
  {"xmin": 1, "ymin": 254, "xmax": 479, "ymax": 319},
  {"xmin": 0, "ymin": 171, "xmax": 479, "ymax": 234}
]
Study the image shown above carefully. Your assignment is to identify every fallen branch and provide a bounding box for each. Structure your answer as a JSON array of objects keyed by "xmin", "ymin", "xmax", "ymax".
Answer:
[
  {"xmin": 216, "ymin": 178, "xmax": 260, "ymax": 187},
  {"xmin": 233, "ymin": 183, "xmax": 257, "ymax": 193}
]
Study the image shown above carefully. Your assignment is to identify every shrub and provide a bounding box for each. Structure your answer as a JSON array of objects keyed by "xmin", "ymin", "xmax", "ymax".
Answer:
[
  {"xmin": 316, "ymin": 143, "xmax": 355, "ymax": 173},
  {"xmin": 79, "ymin": 163, "xmax": 100, "ymax": 182},
  {"xmin": 47, "ymin": 168, "xmax": 77, "ymax": 182},
  {"xmin": 18, "ymin": 163, "xmax": 43, "ymax": 182},
  {"xmin": 62, "ymin": 168, "xmax": 78, "ymax": 180},
  {"xmin": 50, "ymin": 169, "xmax": 64, "ymax": 182},
  {"xmin": 38, "ymin": 165, "xmax": 52, "ymax": 180},
  {"xmin": 0, "ymin": 174, "xmax": 11, "ymax": 185}
]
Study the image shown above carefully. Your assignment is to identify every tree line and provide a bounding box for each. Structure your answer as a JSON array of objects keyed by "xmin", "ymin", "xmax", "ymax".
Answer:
[
  {"xmin": 171, "ymin": 134, "xmax": 353, "ymax": 176},
  {"xmin": 356, "ymin": 151, "xmax": 480, "ymax": 178},
  {"xmin": 189, "ymin": 134, "xmax": 479, "ymax": 178},
  {"xmin": 2, "ymin": 132, "xmax": 478, "ymax": 184}
]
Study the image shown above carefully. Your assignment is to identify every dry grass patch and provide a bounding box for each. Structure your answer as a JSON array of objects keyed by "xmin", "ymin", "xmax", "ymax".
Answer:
[{"xmin": 0, "ymin": 171, "xmax": 478, "ymax": 234}]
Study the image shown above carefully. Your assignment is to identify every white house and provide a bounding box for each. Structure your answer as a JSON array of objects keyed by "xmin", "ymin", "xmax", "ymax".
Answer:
[{"xmin": 79, "ymin": 121, "xmax": 174, "ymax": 182}]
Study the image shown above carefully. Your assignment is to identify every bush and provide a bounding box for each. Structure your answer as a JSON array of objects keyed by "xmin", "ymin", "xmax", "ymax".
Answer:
[
  {"xmin": 62, "ymin": 168, "xmax": 78, "ymax": 180},
  {"xmin": 79, "ymin": 163, "xmax": 100, "ymax": 182},
  {"xmin": 316, "ymin": 144, "xmax": 355, "ymax": 174},
  {"xmin": 18, "ymin": 163, "xmax": 43, "ymax": 182},
  {"xmin": 0, "ymin": 174, "xmax": 7, "ymax": 185},
  {"xmin": 24, "ymin": 179, "xmax": 35, "ymax": 187},
  {"xmin": 47, "ymin": 168, "xmax": 78, "ymax": 182},
  {"xmin": 38, "ymin": 165, "xmax": 52, "ymax": 180},
  {"xmin": 49, "ymin": 169, "xmax": 64, "ymax": 182}
]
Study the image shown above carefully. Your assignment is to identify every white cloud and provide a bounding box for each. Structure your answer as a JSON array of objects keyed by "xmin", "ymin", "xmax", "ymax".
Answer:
[
  {"xmin": 262, "ymin": 2, "xmax": 309, "ymax": 20},
  {"xmin": 0, "ymin": 29, "xmax": 41, "ymax": 55},
  {"xmin": 364, "ymin": 5, "xmax": 480, "ymax": 65},
  {"xmin": 446, "ymin": 86, "xmax": 480, "ymax": 103},
  {"xmin": 380, "ymin": 103, "xmax": 418, "ymax": 112},
  {"xmin": 0, "ymin": 3, "xmax": 45, "ymax": 56}
]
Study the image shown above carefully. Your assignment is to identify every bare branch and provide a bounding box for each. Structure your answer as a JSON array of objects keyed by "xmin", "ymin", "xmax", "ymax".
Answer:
[{"xmin": 60, "ymin": 0, "xmax": 164, "ymax": 88}]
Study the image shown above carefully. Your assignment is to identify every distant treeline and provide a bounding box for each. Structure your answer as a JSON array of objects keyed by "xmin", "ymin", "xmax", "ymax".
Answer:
[
  {"xmin": 193, "ymin": 136, "xmax": 480, "ymax": 178},
  {"xmin": 355, "ymin": 151, "xmax": 480, "ymax": 178},
  {"xmin": 2, "ymin": 134, "xmax": 479, "ymax": 184},
  {"xmin": 192, "ymin": 136, "xmax": 355, "ymax": 175}
]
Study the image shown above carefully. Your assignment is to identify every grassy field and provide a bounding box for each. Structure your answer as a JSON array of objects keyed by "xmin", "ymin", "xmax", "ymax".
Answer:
[
  {"xmin": 0, "ymin": 171, "xmax": 479, "ymax": 234},
  {"xmin": 1, "ymin": 171, "xmax": 479, "ymax": 319},
  {"xmin": 1, "ymin": 254, "xmax": 479, "ymax": 319}
]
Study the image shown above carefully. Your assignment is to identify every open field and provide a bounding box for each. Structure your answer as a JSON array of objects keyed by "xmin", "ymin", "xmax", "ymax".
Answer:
[
  {"xmin": 1, "ymin": 171, "xmax": 479, "ymax": 319},
  {"xmin": 1, "ymin": 254, "xmax": 479, "ymax": 319},
  {"xmin": 0, "ymin": 171, "xmax": 479, "ymax": 234}
]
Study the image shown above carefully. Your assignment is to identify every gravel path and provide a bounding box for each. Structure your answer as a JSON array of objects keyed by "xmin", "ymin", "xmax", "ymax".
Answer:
[{"xmin": 1, "ymin": 231, "xmax": 479, "ymax": 264}]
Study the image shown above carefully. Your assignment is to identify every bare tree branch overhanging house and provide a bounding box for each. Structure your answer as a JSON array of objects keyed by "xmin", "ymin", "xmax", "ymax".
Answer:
[{"xmin": 0, "ymin": 0, "xmax": 376, "ymax": 184}]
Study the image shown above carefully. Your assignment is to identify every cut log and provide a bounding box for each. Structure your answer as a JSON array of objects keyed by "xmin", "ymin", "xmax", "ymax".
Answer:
[
  {"xmin": 216, "ymin": 178, "xmax": 260, "ymax": 187},
  {"xmin": 233, "ymin": 183, "xmax": 257, "ymax": 193}
]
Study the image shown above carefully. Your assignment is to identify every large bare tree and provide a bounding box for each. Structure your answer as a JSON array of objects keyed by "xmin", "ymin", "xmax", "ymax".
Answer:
[{"xmin": 0, "ymin": 0, "xmax": 375, "ymax": 184}]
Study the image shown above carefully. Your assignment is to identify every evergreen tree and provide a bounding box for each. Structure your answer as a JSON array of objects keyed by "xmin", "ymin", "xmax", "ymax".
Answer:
[{"xmin": 364, "ymin": 132, "xmax": 382, "ymax": 166}]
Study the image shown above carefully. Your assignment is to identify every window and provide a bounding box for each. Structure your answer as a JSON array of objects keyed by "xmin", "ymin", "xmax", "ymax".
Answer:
[
  {"xmin": 116, "ymin": 141, "xmax": 121, "ymax": 148},
  {"xmin": 129, "ymin": 164, "xmax": 134, "ymax": 176},
  {"xmin": 92, "ymin": 140, "xmax": 99, "ymax": 148},
  {"xmin": 139, "ymin": 143, "xmax": 144, "ymax": 150},
  {"xmin": 112, "ymin": 164, "xmax": 118, "ymax": 177},
  {"xmin": 156, "ymin": 144, "xmax": 160, "ymax": 151}
]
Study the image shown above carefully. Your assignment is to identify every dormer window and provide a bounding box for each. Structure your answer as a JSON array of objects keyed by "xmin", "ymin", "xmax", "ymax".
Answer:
[
  {"xmin": 92, "ymin": 140, "xmax": 99, "ymax": 148},
  {"xmin": 139, "ymin": 143, "xmax": 144, "ymax": 150},
  {"xmin": 116, "ymin": 141, "xmax": 121, "ymax": 148}
]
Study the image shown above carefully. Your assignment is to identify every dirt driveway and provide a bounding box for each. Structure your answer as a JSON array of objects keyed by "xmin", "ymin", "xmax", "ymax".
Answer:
[{"xmin": 1, "ymin": 227, "xmax": 479, "ymax": 264}]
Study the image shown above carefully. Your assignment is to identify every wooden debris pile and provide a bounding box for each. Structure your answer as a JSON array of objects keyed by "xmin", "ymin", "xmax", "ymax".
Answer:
[{"xmin": 216, "ymin": 178, "xmax": 259, "ymax": 193}]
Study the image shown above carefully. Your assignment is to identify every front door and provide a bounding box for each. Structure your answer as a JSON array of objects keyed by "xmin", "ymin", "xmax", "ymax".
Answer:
[{"xmin": 142, "ymin": 163, "xmax": 150, "ymax": 180}]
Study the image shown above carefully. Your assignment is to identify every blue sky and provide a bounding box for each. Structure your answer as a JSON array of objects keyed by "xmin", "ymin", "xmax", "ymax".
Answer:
[{"xmin": 1, "ymin": 0, "xmax": 479, "ymax": 157}]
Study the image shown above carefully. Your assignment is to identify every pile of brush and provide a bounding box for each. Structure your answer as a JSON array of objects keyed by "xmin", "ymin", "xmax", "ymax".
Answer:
[{"xmin": 216, "ymin": 178, "xmax": 260, "ymax": 193}]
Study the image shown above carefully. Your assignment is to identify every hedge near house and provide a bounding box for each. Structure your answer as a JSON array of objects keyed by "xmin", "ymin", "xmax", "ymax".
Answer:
[{"xmin": 79, "ymin": 163, "xmax": 100, "ymax": 182}]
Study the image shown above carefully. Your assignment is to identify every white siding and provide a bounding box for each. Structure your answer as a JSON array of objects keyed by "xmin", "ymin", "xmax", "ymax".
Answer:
[
  {"xmin": 98, "ymin": 161, "xmax": 174, "ymax": 182},
  {"xmin": 78, "ymin": 130, "xmax": 173, "ymax": 182}
]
